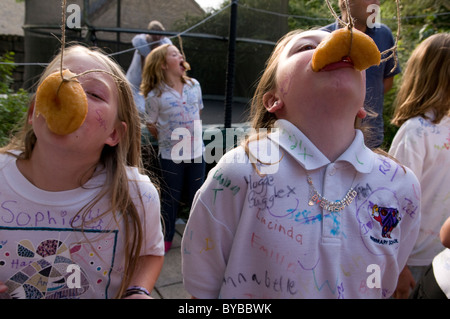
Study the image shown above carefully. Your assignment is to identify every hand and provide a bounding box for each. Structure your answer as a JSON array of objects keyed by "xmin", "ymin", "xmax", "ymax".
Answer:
[
  {"xmin": 0, "ymin": 282, "xmax": 11, "ymax": 299},
  {"xmin": 393, "ymin": 266, "xmax": 415, "ymax": 299}
]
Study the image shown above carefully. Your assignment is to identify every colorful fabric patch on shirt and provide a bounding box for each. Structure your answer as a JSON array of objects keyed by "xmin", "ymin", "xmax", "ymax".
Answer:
[{"xmin": 371, "ymin": 204, "xmax": 401, "ymax": 239}]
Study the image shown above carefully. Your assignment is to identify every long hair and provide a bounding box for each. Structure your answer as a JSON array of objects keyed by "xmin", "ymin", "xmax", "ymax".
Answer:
[
  {"xmin": 1, "ymin": 45, "xmax": 149, "ymax": 298},
  {"xmin": 391, "ymin": 33, "xmax": 450, "ymax": 127},
  {"xmin": 249, "ymin": 30, "xmax": 302, "ymax": 131},
  {"xmin": 140, "ymin": 44, "xmax": 191, "ymax": 98}
]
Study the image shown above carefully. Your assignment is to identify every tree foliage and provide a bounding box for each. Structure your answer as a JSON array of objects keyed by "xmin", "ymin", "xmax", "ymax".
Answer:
[{"xmin": 0, "ymin": 52, "xmax": 29, "ymax": 146}]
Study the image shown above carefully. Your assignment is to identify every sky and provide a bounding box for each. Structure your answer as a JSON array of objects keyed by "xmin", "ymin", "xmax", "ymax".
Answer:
[{"xmin": 195, "ymin": 0, "xmax": 225, "ymax": 11}]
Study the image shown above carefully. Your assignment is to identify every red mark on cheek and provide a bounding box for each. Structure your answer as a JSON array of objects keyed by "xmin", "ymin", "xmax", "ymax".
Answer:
[
  {"xmin": 95, "ymin": 110, "xmax": 107, "ymax": 131},
  {"xmin": 279, "ymin": 76, "xmax": 291, "ymax": 98}
]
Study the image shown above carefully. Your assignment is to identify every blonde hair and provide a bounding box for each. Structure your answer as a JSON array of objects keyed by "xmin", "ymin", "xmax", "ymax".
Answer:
[
  {"xmin": 1, "ymin": 45, "xmax": 150, "ymax": 298},
  {"xmin": 140, "ymin": 44, "xmax": 191, "ymax": 98},
  {"xmin": 249, "ymin": 30, "xmax": 302, "ymax": 131},
  {"xmin": 391, "ymin": 33, "xmax": 450, "ymax": 127}
]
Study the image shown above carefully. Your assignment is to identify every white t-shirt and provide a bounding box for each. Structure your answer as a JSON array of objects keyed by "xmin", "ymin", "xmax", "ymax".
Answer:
[
  {"xmin": 182, "ymin": 119, "xmax": 421, "ymax": 299},
  {"xmin": 432, "ymin": 248, "xmax": 450, "ymax": 298},
  {"xmin": 0, "ymin": 152, "xmax": 164, "ymax": 299},
  {"xmin": 389, "ymin": 113, "xmax": 450, "ymax": 266},
  {"xmin": 145, "ymin": 79, "xmax": 205, "ymax": 161}
]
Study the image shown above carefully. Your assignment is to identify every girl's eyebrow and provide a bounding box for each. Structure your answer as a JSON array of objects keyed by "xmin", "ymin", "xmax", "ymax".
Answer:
[{"xmin": 82, "ymin": 77, "xmax": 112, "ymax": 97}]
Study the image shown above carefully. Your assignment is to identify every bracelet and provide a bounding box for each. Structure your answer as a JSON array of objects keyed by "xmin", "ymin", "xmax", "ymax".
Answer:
[{"xmin": 122, "ymin": 286, "xmax": 151, "ymax": 298}]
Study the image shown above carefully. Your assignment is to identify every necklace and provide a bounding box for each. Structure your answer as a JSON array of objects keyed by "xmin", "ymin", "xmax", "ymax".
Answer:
[{"xmin": 306, "ymin": 172, "xmax": 357, "ymax": 212}]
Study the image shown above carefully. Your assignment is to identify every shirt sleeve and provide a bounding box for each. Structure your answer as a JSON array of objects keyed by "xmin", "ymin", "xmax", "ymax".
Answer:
[
  {"xmin": 389, "ymin": 119, "xmax": 425, "ymax": 181},
  {"xmin": 181, "ymin": 148, "xmax": 249, "ymax": 298},
  {"xmin": 131, "ymin": 34, "xmax": 151, "ymax": 57},
  {"xmin": 144, "ymin": 94, "xmax": 160, "ymax": 125},
  {"xmin": 128, "ymin": 167, "xmax": 164, "ymax": 257},
  {"xmin": 195, "ymin": 79, "xmax": 204, "ymax": 111}
]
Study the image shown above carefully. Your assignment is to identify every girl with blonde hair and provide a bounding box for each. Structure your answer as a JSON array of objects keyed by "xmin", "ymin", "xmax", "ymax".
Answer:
[
  {"xmin": 182, "ymin": 29, "xmax": 420, "ymax": 299},
  {"xmin": 389, "ymin": 33, "xmax": 450, "ymax": 298},
  {"xmin": 0, "ymin": 45, "xmax": 164, "ymax": 299},
  {"xmin": 141, "ymin": 44, "xmax": 205, "ymax": 252}
]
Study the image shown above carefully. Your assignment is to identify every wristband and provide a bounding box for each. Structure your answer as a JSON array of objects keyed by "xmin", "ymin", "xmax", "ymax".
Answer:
[{"xmin": 122, "ymin": 286, "xmax": 151, "ymax": 298}]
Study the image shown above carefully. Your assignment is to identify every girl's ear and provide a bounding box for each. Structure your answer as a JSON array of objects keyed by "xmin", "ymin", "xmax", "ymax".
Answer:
[
  {"xmin": 105, "ymin": 122, "xmax": 127, "ymax": 147},
  {"xmin": 263, "ymin": 92, "xmax": 284, "ymax": 113},
  {"xmin": 356, "ymin": 106, "xmax": 367, "ymax": 119}
]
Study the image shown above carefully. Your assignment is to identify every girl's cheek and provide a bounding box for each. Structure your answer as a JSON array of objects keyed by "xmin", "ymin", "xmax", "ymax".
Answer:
[
  {"xmin": 279, "ymin": 75, "xmax": 292, "ymax": 98},
  {"xmin": 94, "ymin": 109, "xmax": 108, "ymax": 131}
]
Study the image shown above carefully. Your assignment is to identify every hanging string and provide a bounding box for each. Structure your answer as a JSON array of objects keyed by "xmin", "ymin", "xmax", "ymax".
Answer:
[
  {"xmin": 60, "ymin": 0, "xmax": 67, "ymax": 81},
  {"xmin": 380, "ymin": 0, "xmax": 401, "ymax": 73},
  {"xmin": 56, "ymin": 0, "xmax": 124, "ymax": 88},
  {"xmin": 177, "ymin": 34, "xmax": 186, "ymax": 61}
]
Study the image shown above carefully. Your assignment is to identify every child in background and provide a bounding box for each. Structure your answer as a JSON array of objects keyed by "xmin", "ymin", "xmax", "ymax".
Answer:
[
  {"xmin": 126, "ymin": 20, "xmax": 172, "ymax": 116},
  {"xmin": 388, "ymin": 33, "xmax": 450, "ymax": 298},
  {"xmin": 141, "ymin": 44, "xmax": 205, "ymax": 252},
  {"xmin": 0, "ymin": 45, "xmax": 164, "ymax": 299},
  {"xmin": 181, "ymin": 29, "xmax": 421, "ymax": 299}
]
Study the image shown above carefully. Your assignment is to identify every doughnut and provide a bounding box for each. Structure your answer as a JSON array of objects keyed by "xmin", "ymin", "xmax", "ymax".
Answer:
[
  {"xmin": 35, "ymin": 69, "xmax": 88, "ymax": 135},
  {"xmin": 312, "ymin": 28, "xmax": 381, "ymax": 72},
  {"xmin": 183, "ymin": 61, "xmax": 191, "ymax": 71}
]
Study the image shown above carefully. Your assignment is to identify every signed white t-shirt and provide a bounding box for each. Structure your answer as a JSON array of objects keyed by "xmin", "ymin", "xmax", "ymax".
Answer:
[
  {"xmin": 182, "ymin": 119, "xmax": 421, "ymax": 299},
  {"xmin": 0, "ymin": 152, "xmax": 164, "ymax": 299}
]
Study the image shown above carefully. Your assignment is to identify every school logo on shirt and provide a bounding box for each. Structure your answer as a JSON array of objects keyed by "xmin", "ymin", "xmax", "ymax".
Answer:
[{"xmin": 370, "ymin": 203, "xmax": 401, "ymax": 245}]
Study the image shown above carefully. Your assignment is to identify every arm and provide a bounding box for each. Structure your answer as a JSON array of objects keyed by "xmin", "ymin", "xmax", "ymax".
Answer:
[
  {"xmin": 440, "ymin": 217, "xmax": 450, "ymax": 248},
  {"xmin": 0, "ymin": 282, "xmax": 7, "ymax": 294},
  {"xmin": 146, "ymin": 122, "xmax": 158, "ymax": 139},
  {"xmin": 393, "ymin": 265, "xmax": 415, "ymax": 299},
  {"xmin": 123, "ymin": 255, "xmax": 164, "ymax": 299},
  {"xmin": 383, "ymin": 76, "xmax": 394, "ymax": 93},
  {"xmin": 182, "ymin": 149, "xmax": 249, "ymax": 298}
]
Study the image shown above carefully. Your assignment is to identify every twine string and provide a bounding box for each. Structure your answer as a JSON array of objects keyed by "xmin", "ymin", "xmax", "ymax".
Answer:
[{"xmin": 324, "ymin": 0, "xmax": 401, "ymax": 69}]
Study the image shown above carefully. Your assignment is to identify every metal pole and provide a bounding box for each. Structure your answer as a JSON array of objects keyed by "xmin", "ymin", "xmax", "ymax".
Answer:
[
  {"xmin": 116, "ymin": 0, "xmax": 121, "ymax": 62},
  {"xmin": 223, "ymin": 0, "xmax": 238, "ymax": 129}
]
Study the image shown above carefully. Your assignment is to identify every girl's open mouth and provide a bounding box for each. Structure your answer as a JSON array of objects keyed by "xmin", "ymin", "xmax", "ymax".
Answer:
[{"xmin": 320, "ymin": 56, "xmax": 354, "ymax": 72}]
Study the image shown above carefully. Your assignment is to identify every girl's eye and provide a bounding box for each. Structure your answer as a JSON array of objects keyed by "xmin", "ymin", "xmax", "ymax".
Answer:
[
  {"xmin": 299, "ymin": 44, "xmax": 316, "ymax": 52},
  {"xmin": 87, "ymin": 92, "xmax": 105, "ymax": 101}
]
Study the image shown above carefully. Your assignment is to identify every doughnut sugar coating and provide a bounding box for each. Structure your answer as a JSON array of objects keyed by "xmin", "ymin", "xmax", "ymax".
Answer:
[
  {"xmin": 35, "ymin": 69, "xmax": 88, "ymax": 135},
  {"xmin": 312, "ymin": 28, "xmax": 381, "ymax": 72},
  {"xmin": 183, "ymin": 61, "xmax": 191, "ymax": 71}
]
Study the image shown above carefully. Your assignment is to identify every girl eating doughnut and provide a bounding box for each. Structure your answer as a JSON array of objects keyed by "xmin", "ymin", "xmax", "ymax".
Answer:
[
  {"xmin": 181, "ymin": 29, "xmax": 421, "ymax": 299},
  {"xmin": 0, "ymin": 45, "xmax": 164, "ymax": 299}
]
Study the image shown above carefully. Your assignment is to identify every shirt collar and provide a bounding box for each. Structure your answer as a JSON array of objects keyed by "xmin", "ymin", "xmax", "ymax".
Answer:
[{"xmin": 268, "ymin": 119, "xmax": 374, "ymax": 173}]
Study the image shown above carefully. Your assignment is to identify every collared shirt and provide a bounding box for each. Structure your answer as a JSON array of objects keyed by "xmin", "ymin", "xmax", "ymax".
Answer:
[
  {"xmin": 145, "ymin": 79, "xmax": 205, "ymax": 161},
  {"xmin": 182, "ymin": 119, "xmax": 421, "ymax": 298},
  {"xmin": 322, "ymin": 22, "xmax": 401, "ymax": 147}
]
